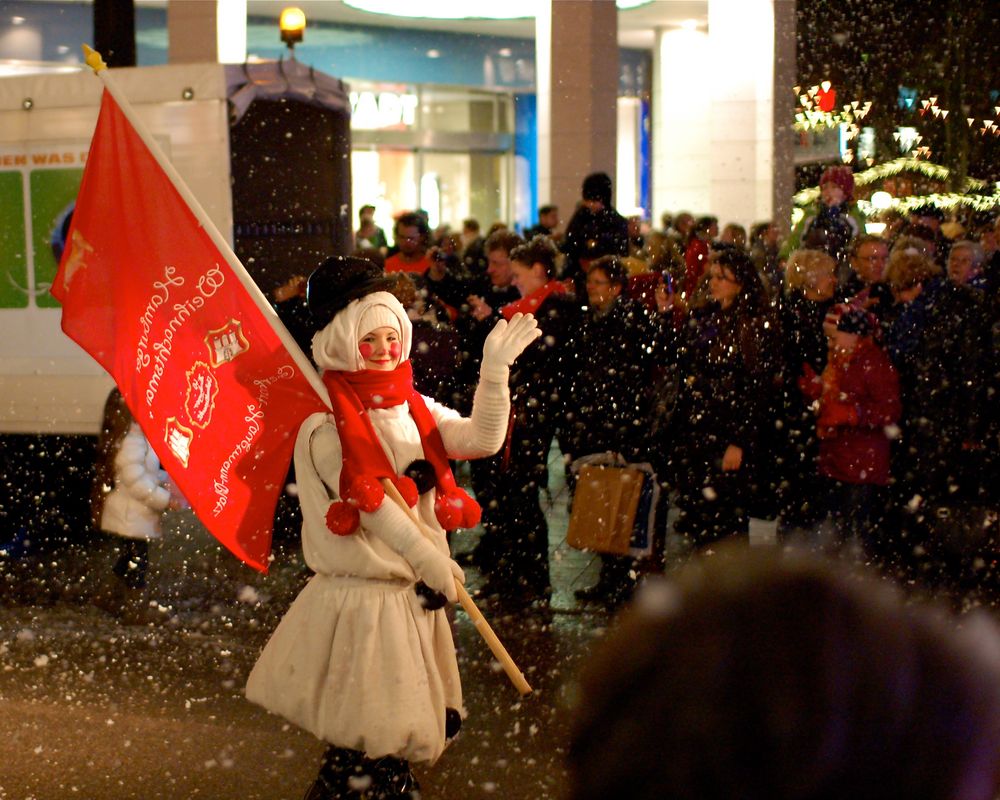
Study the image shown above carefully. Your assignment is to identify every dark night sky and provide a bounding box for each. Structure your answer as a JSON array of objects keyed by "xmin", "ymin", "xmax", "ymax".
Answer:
[{"xmin": 796, "ymin": 0, "xmax": 999, "ymax": 183}]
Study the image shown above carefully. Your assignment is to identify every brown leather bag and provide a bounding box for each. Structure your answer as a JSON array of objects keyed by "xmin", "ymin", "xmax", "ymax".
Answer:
[{"xmin": 566, "ymin": 464, "xmax": 645, "ymax": 556}]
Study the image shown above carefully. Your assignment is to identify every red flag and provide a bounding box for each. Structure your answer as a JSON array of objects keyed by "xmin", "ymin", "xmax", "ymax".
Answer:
[{"xmin": 52, "ymin": 89, "xmax": 328, "ymax": 572}]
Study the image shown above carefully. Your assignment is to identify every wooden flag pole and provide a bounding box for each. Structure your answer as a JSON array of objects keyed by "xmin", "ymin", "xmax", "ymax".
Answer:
[{"xmin": 380, "ymin": 479, "xmax": 532, "ymax": 697}]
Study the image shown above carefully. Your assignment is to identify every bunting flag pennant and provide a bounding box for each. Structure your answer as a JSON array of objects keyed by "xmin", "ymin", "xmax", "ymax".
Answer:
[{"xmin": 52, "ymin": 87, "xmax": 329, "ymax": 572}]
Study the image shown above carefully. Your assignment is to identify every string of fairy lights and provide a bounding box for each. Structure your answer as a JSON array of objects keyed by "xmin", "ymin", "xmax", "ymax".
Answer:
[
  {"xmin": 793, "ymin": 84, "xmax": 1000, "ymax": 168},
  {"xmin": 792, "ymin": 84, "xmax": 999, "ymax": 215},
  {"xmin": 793, "ymin": 82, "xmax": 872, "ymax": 165}
]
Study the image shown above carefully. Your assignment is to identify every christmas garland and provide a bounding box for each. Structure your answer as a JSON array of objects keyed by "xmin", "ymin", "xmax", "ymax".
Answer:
[{"xmin": 793, "ymin": 158, "xmax": 991, "ymax": 208}]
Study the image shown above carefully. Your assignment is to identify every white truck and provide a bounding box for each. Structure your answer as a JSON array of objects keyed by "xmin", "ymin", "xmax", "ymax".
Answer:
[{"xmin": 0, "ymin": 60, "xmax": 350, "ymax": 550}]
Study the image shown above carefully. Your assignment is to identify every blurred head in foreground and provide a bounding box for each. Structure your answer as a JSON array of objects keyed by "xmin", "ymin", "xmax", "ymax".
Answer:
[{"xmin": 569, "ymin": 546, "xmax": 1000, "ymax": 800}]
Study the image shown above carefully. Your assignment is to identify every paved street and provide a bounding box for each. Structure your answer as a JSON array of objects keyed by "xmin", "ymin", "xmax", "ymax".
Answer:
[{"xmin": 0, "ymin": 452, "xmax": 613, "ymax": 800}]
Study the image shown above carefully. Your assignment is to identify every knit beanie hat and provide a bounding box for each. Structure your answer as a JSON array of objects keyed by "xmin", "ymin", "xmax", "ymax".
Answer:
[
  {"xmin": 582, "ymin": 172, "xmax": 613, "ymax": 207},
  {"xmin": 358, "ymin": 303, "xmax": 401, "ymax": 340},
  {"xmin": 311, "ymin": 291, "xmax": 411, "ymax": 372},
  {"xmin": 820, "ymin": 166, "xmax": 855, "ymax": 202}
]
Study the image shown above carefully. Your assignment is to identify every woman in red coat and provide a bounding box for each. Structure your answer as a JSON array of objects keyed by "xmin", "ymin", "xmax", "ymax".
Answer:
[{"xmin": 804, "ymin": 307, "xmax": 900, "ymax": 562}]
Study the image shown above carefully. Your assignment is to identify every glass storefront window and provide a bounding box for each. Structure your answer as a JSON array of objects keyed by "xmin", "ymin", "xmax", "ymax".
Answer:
[
  {"xmin": 352, "ymin": 149, "xmax": 509, "ymax": 242},
  {"xmin": 419, "ymin": 88, "xmax": 513, "ymax": 134},
  {"xmin": 352, "ymin": 149, "xmax": 416, "ymax": 246},
  {"xmin": 348, "ymin": 81, "xmax": 515, "ymax": 239}
]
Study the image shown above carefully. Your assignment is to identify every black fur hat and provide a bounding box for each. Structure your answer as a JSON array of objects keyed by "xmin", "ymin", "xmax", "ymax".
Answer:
[{"xmin": 306, "ymin": 256, "xmax": 396, "ymax": 327}]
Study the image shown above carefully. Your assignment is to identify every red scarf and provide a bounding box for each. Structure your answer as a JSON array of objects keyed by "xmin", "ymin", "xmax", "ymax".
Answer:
[
  {"xmin": 320, "ymin": 360, "xmax": 480, "ymax": 535},
  {"xmin": 501, "ymin": 279, "xmax": 567, "ymax": 320}
]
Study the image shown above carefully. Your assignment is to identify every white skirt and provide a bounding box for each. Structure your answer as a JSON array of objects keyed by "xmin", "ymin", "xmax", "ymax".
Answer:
[{"xmin": 245, "ymin": 574, "xmax": 462, "ymax": 764}]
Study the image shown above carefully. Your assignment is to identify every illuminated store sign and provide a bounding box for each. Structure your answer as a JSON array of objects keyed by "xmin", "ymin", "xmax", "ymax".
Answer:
[{"xmin": 349, "ymin": 91, "xmax": 418, "ymax": 130}]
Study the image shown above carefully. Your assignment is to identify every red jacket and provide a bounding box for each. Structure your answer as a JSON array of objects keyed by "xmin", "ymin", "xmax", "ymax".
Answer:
[
  {"xmin": 817, "ymin": 339, "xmax": 900, "ymax": 485},
  {"xmin": 385, "ymin": 253, "xmax": 431, "ymax": 275},
  {"xmin": 683, "ymin": 238, "xmax": 709, "ymax": 297}
]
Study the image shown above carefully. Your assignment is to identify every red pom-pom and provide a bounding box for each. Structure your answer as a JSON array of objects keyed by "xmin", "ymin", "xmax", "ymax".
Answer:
[
  {"xmin": 344, "ymin": 475, "xmax": 384, "ymax": 513},
  {"xmin": 326, "ymin": 501, "xmax": 360, "ymax": 536},
  {"xmin": 434, "ymin": 493, "xmax": 463, "ymax": 531},
  {"xmin": 457, "ymin": 490, "xmax": 482, "ymax": 529},
  {"xmin": 396, "ymin": 476, "xmax": 419, "ymax": 508}
]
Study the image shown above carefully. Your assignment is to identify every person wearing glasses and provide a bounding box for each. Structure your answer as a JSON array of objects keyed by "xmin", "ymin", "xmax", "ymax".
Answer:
[
  {"xmin": 568, "ymin": 255, "xmax": 661, "ymax": 605},
  {"xmin": 664, "ymin": 249, "xmax": 778, "ymax": 546},
  {"xmin": 835, "ymin": 234, "xmax": 893, "ymax": 320},
  {"xmin": 385, "ymin": 212, "xmax": 432, "ymax": 275}
]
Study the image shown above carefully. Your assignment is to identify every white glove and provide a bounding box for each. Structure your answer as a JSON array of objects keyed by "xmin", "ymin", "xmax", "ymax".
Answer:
[
  {"xmin": 480, "ymin": 313, "xmax": 543, "ymax": 382},
  {"xmin": 362, "ymin": 501, "xmax": 464, "ymax": 603},
  {"xmin": 403, "ymin": 537, "xmax": 464, "ymax": 604}
]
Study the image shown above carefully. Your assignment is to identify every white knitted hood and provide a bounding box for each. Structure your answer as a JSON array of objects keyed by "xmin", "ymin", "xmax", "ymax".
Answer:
[{"xmin": 310, "ymin": 291, "xmax": 412, "ymax": 372}]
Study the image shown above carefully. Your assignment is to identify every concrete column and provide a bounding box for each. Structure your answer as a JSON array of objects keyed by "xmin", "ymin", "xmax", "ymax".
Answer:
[
  {"xmin": 167, "ymin": 0, "xmax": 246, "ymax": 64},
  {"xmin": 652, "ymin": 1, "xmax": 795, "ymax": 232},
  {"xmin": 772, "ymin": 0, "xmax": 797, "ymax": 236},
  {"xmin": 652, "ymin": 26, "xmax": 712, "ymax": 220},
  {"xmin": 708, "ymin": 0, "xmax": 775, "ymax": 230},
  {"xmin": 536, "ymin": 0, "xmax": 618, "ymax": 221}
]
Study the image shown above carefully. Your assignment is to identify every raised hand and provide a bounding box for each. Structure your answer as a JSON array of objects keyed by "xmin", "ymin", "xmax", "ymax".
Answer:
[{"xmin": 482, "ymin": 313, "xmax": 542, "ymax": 373}]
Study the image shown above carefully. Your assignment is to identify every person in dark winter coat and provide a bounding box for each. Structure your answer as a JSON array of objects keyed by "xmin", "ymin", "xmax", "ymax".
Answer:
[
  {"xmin": 801, "ymin": 308, "xmax": 900, "ymax": 561},
  {"xmin": 883, "ymin": 249, "xmax": 989, "ymax": 505},
  {"xmin": 947, "ymin": 240, "xmax": 989, "ymax": 290},
  {"xmin": 777, "ymin": 249, "xmax": 838, "ymax": 533},
  {"xmin": 385, "ymin": 272, "xmax": 462, "ymax": 408},
  {"xmin": 272, "ymin": 274, "xmax": 317, "ymax": 358},
  {"xmin": 475, "ymin": 236, "xmax": 581, "ymax": 604},
  {"xmin": 665, "ymin": 249, "xmax": 779, "ymax": 545},
  {"xmin": 835, "ymin": 234, "xmax": 894, "ymax": 319},
  {"xmin": 565, "ymin": 256, "xmax": 660, "ymax": 465},
  {"xmin": 781, "ymin": 166, "xmax": 865, "ymax": 265},
  {"xmin": 882, "ymin": 248, "xmax": 991, "ymax": 578},
  {"xmin": 565, "ymin": 255, "xmax": 662, "ymax": 604},
  {"xmin": 524, "ymin": 204, "xmax": 560, "ymax": 242},
  {"xmin": 750, "ymin": 221, "xmax": 783, "ymax": 299},
  {"xmin": 427, "ymin": 232, "xmax": 524, "ymax": 575},
  {"xmin": 561, "ymin": 172, "xmax": 629, "ymax": 291}
]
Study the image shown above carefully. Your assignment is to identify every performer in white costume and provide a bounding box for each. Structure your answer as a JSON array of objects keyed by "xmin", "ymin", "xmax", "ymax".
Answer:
[{"xmin": 246, "ymin": 257, "xmax": 540, "ymax": 799}]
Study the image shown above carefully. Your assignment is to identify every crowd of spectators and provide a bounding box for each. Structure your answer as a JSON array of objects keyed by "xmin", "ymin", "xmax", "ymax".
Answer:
[{"xmin": 286, "ymin": 167, "xmax": 1000, "ymax": 608}]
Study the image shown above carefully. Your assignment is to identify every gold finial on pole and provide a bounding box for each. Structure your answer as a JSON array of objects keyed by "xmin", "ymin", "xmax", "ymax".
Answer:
[{"xmin": 81, "ymin": 45, "xmax": 107, "ymax": 73}]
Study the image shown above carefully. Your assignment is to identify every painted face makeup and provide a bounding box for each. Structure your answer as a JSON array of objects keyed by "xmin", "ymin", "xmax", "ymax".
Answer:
[{"xmin": 358, "ymin": 326, "xmax": 401, "ymax": 371}]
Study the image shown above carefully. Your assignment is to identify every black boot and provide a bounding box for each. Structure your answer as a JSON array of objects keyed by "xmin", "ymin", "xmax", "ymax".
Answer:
[
  {"xmin": 368, "ymin": 755, "xmax": 420, "ymax": 798},
  {"xmin": 303, "ymin": 747, "xmax": 421, "ymax": 800},
  {"xmin": 575, "ymin": 555, "xmax": 635, "ymax": 607},
  {"xmin": 303, "ymin": 746, "xmax": 368, "ymax": 799}
]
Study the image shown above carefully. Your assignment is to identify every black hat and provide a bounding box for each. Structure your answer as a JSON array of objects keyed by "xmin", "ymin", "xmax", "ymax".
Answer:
[
  {"xmin": 582, "ymin": 172, "xmax": 613, "ymax": 207},
  {"xmin": 306, "ymin": 256, "xmax": 396, "ymax": 327},
  {"xmin": 836, "ymin": 307, "xmax": 876, "ymax": 337}
]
